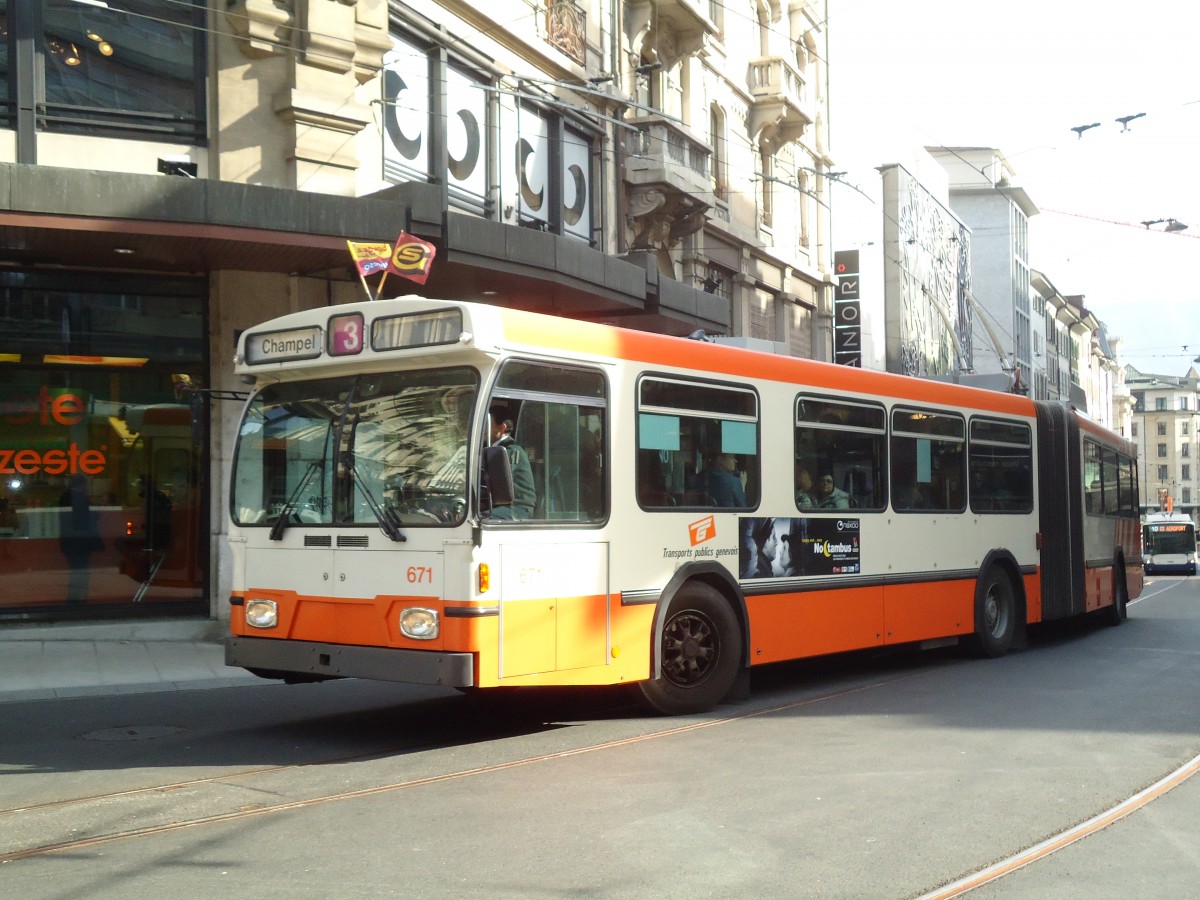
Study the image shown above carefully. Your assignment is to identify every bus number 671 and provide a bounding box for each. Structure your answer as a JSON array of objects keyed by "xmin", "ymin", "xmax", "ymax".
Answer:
[{"xmin": 407, "ymin": 566, "xmax": 433, "ymax": 584}]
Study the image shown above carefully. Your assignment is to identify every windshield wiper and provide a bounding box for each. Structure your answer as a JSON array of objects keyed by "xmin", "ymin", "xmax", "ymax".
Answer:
[
  {"xmin": 341, "ymin": 415, "xmax": 406, "ymax": 542},
  {"xmin": 268, "ymin": 459, "xmax": 324, "ymax": 541}
]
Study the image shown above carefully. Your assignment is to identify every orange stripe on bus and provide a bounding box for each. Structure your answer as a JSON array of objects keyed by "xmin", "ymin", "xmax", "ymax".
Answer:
[{"xmin": 503, "ymin": 308, "xmax": 1037, "ymax": 415}]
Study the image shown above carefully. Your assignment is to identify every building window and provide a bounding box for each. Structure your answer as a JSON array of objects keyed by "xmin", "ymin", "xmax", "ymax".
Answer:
[
  {"xmin": 1184, "ymin": 443, "xmax": 1191, "ymax": 458},
  {"xmin": 9, "ymin": 0, "xmax": 207, "ymax": 144},
  {"xmin": 1158, "ymin": 465, "xmax": 1169, "ymax": 481},
  {"xmin": 1183, "ymin": 422, "xmax": 1190, "ymax": 435},
  {"xmin": 0, "ymin": 269, "xmax": 207, "ymax": 617},
  {"xmin": 384, "ymin": 32, "xmax": 595, "ymax": 237},
  {"xmin": 759, "ymin": 147, "xmax": 774, "ymax": 228},
  {"xmin": 1182, "ymin": 397, "xmax": 1191, "ymax": 411},
  {"xmin": 709, "ymin": 104, "xmax": 728, "ymax": 203},
  {"xmin": 1158, "ymin": 421, "xmax": 1167, "ymax": 435},
  {"xmin": 1157, "ymin": 397, "xmax": 1168, "ymax": 411},
  {"xmin": 1158, "ymin": 443, "xmax": 1168, "ymax": 458},
  {"xmin": 1132, "ymin": 422, "xmax": 1138, "ymax": 437},
  {"xmin": 1183, "ymin": 464, "xmax": 1191, "ymax": 481},
  {"xmin": 797, "ymin": 169, "xmax": 811, "ymax": 249},
  {"xmin": 1185, "ymin": 488, "xmax": 1192, "ymax": 504}
]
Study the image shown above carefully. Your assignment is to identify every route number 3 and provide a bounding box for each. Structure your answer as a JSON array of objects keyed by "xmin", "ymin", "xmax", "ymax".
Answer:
[{"xmin": 329, "ymin": 313, "xmax": 365, "ymax": 356}]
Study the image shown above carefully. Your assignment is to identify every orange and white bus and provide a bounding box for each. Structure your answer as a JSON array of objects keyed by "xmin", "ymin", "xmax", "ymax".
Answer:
[{"xmin": 225, "ymin": 297, "xmax": 1143, "ymax": 714}]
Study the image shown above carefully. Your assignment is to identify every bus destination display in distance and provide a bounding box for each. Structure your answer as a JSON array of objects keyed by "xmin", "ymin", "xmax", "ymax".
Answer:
[{"xmin": 245, "ymin": 326, "xmax": 323, "ymax": 365}]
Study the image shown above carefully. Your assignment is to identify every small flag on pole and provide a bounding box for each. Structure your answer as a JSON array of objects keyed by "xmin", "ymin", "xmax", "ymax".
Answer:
[
  {"xmin": 386, "ymin": 231, "xmax": 437, "ymax": 287},
  {"xmin": 347, "ymin": 241, "xmax": 393, "ymax": 301}
]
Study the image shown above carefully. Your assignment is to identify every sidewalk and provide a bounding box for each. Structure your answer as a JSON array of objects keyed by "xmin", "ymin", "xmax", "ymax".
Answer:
[{"xmin": 0, "ymin": 618, "xmax": 261, "ymax": 704}]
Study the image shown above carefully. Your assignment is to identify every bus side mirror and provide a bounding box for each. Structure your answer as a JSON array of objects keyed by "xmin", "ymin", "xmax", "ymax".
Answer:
[{"xmin": 483, "ymin": 446, "xmax": 514, "ymax": 508}]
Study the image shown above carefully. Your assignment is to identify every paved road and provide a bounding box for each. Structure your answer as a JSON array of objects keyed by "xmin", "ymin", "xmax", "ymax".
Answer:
[{"xmin": 2, "ymin": 577, "xmax": 1199, "ymax": 898}]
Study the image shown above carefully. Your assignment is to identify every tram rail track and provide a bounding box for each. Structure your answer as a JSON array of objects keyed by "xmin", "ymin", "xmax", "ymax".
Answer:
[{"xmin": 1, "ymin": 674, "xmax": 917, "ymax": 864}]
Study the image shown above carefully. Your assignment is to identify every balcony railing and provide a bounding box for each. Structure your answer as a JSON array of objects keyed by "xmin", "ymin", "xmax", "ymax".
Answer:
[
  {"xmin": 747, "ymin": 56, "xmax": 813, "ymax": 145},
  {"xmin": 625, "ymin": 117, "xmax": 710, "ymax": 183}
]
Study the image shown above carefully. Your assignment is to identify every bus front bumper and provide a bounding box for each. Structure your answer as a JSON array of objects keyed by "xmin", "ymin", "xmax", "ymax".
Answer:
[{"xmin": 226, "ymin": 636, "xmax": 476, "ymax": 687}]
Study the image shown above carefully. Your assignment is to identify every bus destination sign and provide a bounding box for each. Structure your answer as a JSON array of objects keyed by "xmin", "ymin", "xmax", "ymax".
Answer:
[{"xmin": 245, "ymin": 326, "xmax": 323, "ymax": 364}]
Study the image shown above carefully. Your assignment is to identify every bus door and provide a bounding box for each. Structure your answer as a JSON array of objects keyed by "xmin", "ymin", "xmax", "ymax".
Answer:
[{"xmin": 498, "ymin": 542, "xmax": 610, "ymax": 678}]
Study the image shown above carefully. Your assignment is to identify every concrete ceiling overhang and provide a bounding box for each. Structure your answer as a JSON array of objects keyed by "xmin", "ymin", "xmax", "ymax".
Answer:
[{"xmin": 0, "ymin": 163, "xmax": 730, "ymax": 335}]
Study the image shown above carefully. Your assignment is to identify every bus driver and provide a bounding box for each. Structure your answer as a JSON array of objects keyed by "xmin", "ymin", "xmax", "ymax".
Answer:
[{"xmin": 487, "ymin": 404, "xmax": 536, "ymax": 520}]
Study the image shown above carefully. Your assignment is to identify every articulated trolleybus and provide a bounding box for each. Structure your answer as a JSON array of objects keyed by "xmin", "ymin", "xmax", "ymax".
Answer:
[
  {"xmin": 1143, "ymin": 510, "xmax": 1197, "ymax": 576},
  {"xmin": 226, "ymin": 297, "xmax": 1143, "ymax": 714}
]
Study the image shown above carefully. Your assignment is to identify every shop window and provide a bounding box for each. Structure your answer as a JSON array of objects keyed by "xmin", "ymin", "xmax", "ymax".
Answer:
[{"xmin": 0, "ymin": 271, "xmax": 206, "ymax": 617}]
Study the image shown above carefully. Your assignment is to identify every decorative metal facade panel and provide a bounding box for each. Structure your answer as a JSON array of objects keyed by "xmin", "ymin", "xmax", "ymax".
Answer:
[{"xmin": 882, "ymin": 166, "xmax": 972, "ymax": 378}]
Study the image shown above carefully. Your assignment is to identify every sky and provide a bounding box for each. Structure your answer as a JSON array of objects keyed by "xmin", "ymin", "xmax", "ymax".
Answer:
[{"xmin": 826, "ymin": 0, "xmax": 1200, "ymax": 376}]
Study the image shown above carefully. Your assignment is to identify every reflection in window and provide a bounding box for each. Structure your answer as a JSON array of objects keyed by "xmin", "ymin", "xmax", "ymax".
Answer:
[
  {"xmin": 232, "ymin": 369, "xmax": 479, "ymax": 529},
  {"xmin": 40, "ymin": 0, "xmax": 205, "ymax": 140}
]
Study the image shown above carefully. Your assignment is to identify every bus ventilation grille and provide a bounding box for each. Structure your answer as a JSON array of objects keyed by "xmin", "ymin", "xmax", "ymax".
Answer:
[
  {"xmin": 303, "ymin": 535, "xmax": 332, "ymax": 547},
  {"xmin": 337, "ymin": 535, "xmax": 370, "ymax": 548}
]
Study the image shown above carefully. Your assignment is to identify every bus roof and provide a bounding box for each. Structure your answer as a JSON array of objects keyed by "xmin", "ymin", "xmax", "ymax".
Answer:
[{"xmin": 235, "ymin": 296, "xmax": 1131, "ymax": 436}]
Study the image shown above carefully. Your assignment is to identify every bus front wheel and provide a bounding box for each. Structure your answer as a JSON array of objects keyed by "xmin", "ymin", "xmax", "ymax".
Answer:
[
  {"xmin": 973, "ymin": 566, "xmax": 1016, "ymax": 658},
  {"xmin": 638, "ymin": 583, "xmax": 743, "ymax": 715}
]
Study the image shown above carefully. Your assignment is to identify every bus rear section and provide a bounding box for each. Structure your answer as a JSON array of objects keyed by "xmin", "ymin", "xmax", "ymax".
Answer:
[{"xmin": 1035, "ymin": 403, "xmax": 1143, "ymax": 620}]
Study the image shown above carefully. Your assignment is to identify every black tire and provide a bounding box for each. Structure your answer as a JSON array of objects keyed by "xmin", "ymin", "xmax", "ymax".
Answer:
[
  {"xmin": 973, "ymin": 566, "xmax": 1016, "ymax": 658},
  {"xmin": 638, "ymin": 583, "xmax": 743, "ymax": 715},
  {"xmin": 1106, "ymin": 569, "xmax": 1128, "ymax": 626}
]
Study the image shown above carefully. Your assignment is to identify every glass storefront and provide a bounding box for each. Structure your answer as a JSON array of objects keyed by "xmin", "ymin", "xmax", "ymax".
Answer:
[{"xmin": 0, "ymin": 271, "xmax": 207, "ymax": 619}]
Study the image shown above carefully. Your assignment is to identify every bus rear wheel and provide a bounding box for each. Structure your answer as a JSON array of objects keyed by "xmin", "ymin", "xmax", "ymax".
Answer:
[
  {"xmin": 638, "ymin": 583, "xmax": 743, "ymax": 715},
  {"xmin": 973, "ymin": 566, "xmax": 1016, "ymax": 658}
]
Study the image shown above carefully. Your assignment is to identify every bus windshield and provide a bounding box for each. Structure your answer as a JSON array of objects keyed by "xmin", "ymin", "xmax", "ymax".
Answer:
[{"xmin": 232, "ymin": 367, "xmax": 478, "ymax": 529}]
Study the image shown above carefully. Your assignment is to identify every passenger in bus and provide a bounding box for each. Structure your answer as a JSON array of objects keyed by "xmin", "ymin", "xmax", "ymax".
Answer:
[
  {"xmin": 704, "ymin": 451, "xmax": 747, "ymax": 507},
  {"xmin": 487, "ymin": 404, "xmax": 536, "ymax": 519},
  {"xmin": 815, "ymin": 472, "xmax": 850, "ymax": 509},
  {"xmin": 795, "ymin": 460, "xmax": 815, "ymax": 508}
]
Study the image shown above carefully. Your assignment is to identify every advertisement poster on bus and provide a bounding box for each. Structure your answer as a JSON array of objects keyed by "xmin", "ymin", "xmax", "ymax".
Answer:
[{"xmin": 740, "ymin": 516, "xmax": 860, "ymax": 578}]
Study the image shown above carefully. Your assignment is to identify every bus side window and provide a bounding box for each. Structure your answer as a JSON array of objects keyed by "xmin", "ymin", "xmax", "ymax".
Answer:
[
  {"xmin": 968, "ymin": 418, "xmax": 1033, "ymax": 514},
  {"xmin": 638, "ymin": 378, "xmax": 759, "ymax": 511},
  {"xmin": 795, "ymin": 395, "xmax": 887, "ymax": 511},
  {"xmin": 891, "ymin": 408, "xmax": 965, "ymax": 513},
  {"xmin": 491, "ymin": 360, "xmax": 608, "ymax": 524}
]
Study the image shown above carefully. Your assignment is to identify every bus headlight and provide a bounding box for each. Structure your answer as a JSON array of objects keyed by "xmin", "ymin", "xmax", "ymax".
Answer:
[
  {"xmin": 245, "ymin": 599, "xmax": 278, "ymax": 629},
  {"xmin": 399, "ymin": 607, "xmax": 439, "ymax": 640}
]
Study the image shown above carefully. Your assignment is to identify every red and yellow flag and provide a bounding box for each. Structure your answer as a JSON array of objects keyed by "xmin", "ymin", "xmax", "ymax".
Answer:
[
  {"xmin": 346, "ymin": 241, "xmax": 392, "ymax": 277},
  {"xmin": 387, "ymin": 231, "xmax": 437, "ymax": 285}
]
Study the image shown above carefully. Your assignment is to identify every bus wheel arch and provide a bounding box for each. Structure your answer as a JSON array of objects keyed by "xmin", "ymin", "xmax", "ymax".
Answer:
[
  {"xmin": 972, "ymin": 551, "xmax": 1024, "ymax": 658},
  {"xmin": 638, "ymin": 565, "xmax": 747, "ymax": 715}
]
